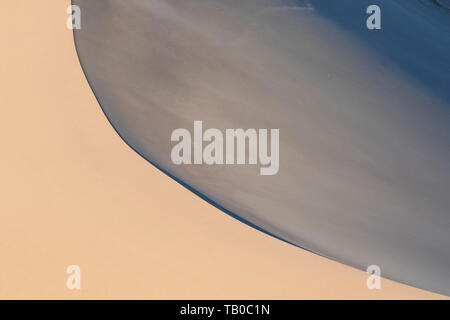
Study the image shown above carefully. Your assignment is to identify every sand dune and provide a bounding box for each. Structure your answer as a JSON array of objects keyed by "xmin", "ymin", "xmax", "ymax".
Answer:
[
  {"xmin": 0, "ymin": 0, "xmax": 446, "ymax": 299},
  {"xmin": 72, "ymin": 0, "xmax": 450, "ymax": 295}
]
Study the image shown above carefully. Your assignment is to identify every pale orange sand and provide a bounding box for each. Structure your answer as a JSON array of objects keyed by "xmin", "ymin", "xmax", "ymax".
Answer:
[{"xmin": 0, "ymin": 0, "xmax": 445, "ymax": 299}]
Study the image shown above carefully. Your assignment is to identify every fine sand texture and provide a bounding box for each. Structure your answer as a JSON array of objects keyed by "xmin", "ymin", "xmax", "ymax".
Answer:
[{"xmin": 0, "ymin": 0, "xmax": 446, "ymax": 299}]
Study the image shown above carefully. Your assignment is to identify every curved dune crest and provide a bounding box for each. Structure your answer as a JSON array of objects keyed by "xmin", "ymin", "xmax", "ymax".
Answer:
[
  {"xmin": 71, "ymin": 0, "xmax": 450, "ymax": 295},
  {"xmin": 1, "ymin": 0, "xmax": 448, "ymax": 299}
]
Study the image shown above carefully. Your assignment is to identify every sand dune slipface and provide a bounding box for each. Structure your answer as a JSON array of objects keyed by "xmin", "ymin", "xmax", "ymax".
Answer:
[{"xmin": 72, "ymin": 0, "xmax": 450, "ymax": 295}]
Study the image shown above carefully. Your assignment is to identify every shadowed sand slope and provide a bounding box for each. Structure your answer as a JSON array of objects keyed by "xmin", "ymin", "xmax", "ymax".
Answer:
[
  {"xmin": 71, "ymin": 0, "xmax": 450, "ymax": 295},
  {"xmin": 0, "ymin": 0, "xmax": 446, "ymax": 299}
]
